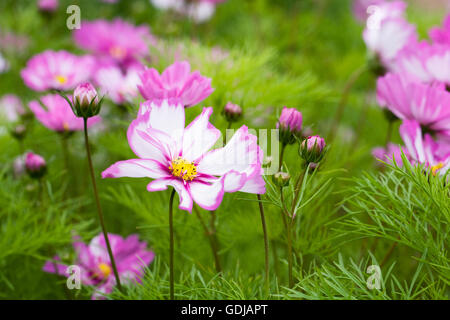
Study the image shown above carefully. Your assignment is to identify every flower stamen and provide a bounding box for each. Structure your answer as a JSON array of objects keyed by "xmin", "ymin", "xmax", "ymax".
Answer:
[
  {"xmin": 169, "ymin": 157, "xmax": 197, "ymax": 181},
  {"xmin": 431, "ymin": 162, "xmax": 444, "ymax": 176}
]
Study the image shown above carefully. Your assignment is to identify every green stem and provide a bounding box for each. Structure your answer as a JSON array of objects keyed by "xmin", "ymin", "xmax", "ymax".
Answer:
[
  {"xmin": 257, "ymin": 194, "xmax": 269, "ymax": 295},
  {"xmin": 83, "ymin": 118, "xmax": 122, "ymax": 292},
  {"xmin": 291, "ymin": 167, "xmax": 307, "ymax": 216},
  {"xmin": 193, "ymin": 206, "xmax": 222, "ymax": 273},
  {"xmin": 168, "ymin": 188, "xmax": 176, "ymax": 300},
  {"xmin": 380, "ymin": 241, "xmax": 398, "ymax": 268},
  {"xmin": 60, "ymin": 135, "xmax": 70, "ymax": 175},
  {"xmin": 287, "ymin": 220, "xmax": 294, "ymax": 288},
  {"xmin": 328, "ymin": 64, "xmax": 367, "ymax": 144},
  {"xmin": 278, "ymin": 143, "xmax": 286, "ymax": 172}
]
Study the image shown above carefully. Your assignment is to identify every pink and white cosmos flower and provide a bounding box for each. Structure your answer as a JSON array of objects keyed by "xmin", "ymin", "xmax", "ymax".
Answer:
[
  {"xmin": 363, "ymin": 17, "xmax": 417, "ymax": 69},
  {"xmin": 429, "ymin": 14, "xmax": 450, "ymax": 45},
  {"xmin": 94, "ymin": 63, "xmax": 142, "ymax": 105},
  {"xmin": 21, "ymin": 50, "xmax": 94, "ymax": 92},
  {"xmin": 28, "ymin": 94, "xmax": 101, "ymax": 133},
  {"xmin": 43, "ymin": 233, "xmax": 154, "ymax": 300},
  {"xmin": 138, "ymin": 61, "xmax": 214, "ymax": 107},
  {"xmin": 372, "ymin": 143, "xmax": 410, "ymax": 167},
  {"xmin": 399, "ymin": 120, "xmax": 450, "ymax": 176},
  {"xmin": 102, "ymin": 99, "xmax": 265, "ymax": 212},
  {"xmin": 73, "ymin": 19, "xmax": 156, "ymax": 66},
  {"xmin": 377, "ymin": 72, "xmax": 450, "ymax": 138}
]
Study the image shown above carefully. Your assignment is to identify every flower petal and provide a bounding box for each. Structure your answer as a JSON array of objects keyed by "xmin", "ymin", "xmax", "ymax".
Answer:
[
  {"xmin": 188, "ymin": 179, "xmax": 225, "ymax": 211},
  {"xmin": 102, "ymin": 159, "xmax": 168, "ymax": 179},
  {"xmin": 147, "ymin": 178, "xmax": 193, "ymax": 212}
]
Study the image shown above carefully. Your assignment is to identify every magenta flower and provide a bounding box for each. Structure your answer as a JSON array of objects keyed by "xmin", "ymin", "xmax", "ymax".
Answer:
[
  {"xmin": 377, "ymin": 72, "xmax": 450, "ymax": 138},
  {"xmin": 372, "ymin": 143, "xmax": 410, "ymax": 167},
  {"xmin": 28, "ymin": 94, "xmax": 101, "ymax": 133},
  {"xmin": 429, "ymin": 14, "xmax": 450, "ymax": 45},
  {"xmin": 21, "ymin": 50, "xmax": 94, "ymax": 92},
  {"xmin": 277, "ymin": 107, "xmax": 302, "ymax": 145},
  {"xmin": 399, "ymin": 120, "xmax": 450, "ymax": 175},
  {"xmin": 300, "ymin": 135, "xmax": 327, "ymax": 164},
  {"xmin": 73, "ymin": 19, "xmax": 155, "ymax": 65},
  {"xmin": 302, "ymin": 135, "xmax": 325, "ymax": 153},
  {"xmin": 38, "ymin": 0, "xmax": 59, "ymax": 12},
  {"xmin": 94, "ymin": 63, "xmax": 142, "ymax": 104},
  {"xmin": 102, "ymin": 99, "xmax": 265, "ymax": 212},
  {"xmin": 25, "ymin": 152, "xmax": 47, "ymax": 179},
  {"xmin": 223, "ymin": 102, "xmax": 242, "ymax": 122},
  {"xmin": 138, "ymin": 61, "xmax": 214, "ymax": 107},
  {"xmin": 43, "ymin": 233, "xmax": 155, "ymax": 299},
  {"xmin": 363, "ymin": 17, "xmax": 417, "ymax": 69},
  {"xmin": 0, "ymin": 94, "xmax": 26, "ymax": 122}
]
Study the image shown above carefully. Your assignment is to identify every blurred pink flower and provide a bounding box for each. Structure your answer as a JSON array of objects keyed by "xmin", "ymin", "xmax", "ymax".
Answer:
[
  {"xmin": 102, "ymin": 99, "xmax": 265, "ymax": 212},
  {"xmin": 138, "ymin": 61, "xmax": 214, "ymax": 107},
  {"xmin": 363, "ymin": 17, "xmax": 417, "ymax": 69},
  {"xmin": 94, "ymin": 63, "xmax": 142, "ymax": 104},
  {"xmin": 73, "ymin": 19, "xmax": 155, "ymax": 65},
  {"xmin": 429, "ymin": 14, "xmax": 450, "ymax": 45},
  {"xmin": 372, "ymin": 143, "xmax": 410, "ymax": 166},
  {"xmin": 43, "ymin": 233, "xmax": 154, "ymax": 300},
  {"xmin": 37, "ymin": 0, "xmax": 59, "ymax": 12},
  {"xmin": 377, "ymin": 72, "xmax": 450, "ymax": 138},
  {"xmin": 28, "ymin": 94, "xmax": 100, "ymax": 133},
  {"xmin": 277, "ymin": 107, "xmax": 303, "ymax": 144},
  {"xmin": 25, "ymin": 152, "xmax": 47, "ymax": 178},
  {"xmin": 400, "ymin": 120, "xmax": 450, "ymax": 175},
  {"xmin": 0, "ymin": 95, "xmax": 26, "ymax": 122},
  {"xmin": 21, "ymin": 50, "xmax": 94, "ymax": 92}
]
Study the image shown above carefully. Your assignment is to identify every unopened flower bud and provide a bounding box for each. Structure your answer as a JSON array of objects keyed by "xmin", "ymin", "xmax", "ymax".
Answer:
[
  {"xmin": 72, "ymin": 82, "xmax": 101, "ymax": 118},
  {"xmin": 300, "ymin": 135, "xmax": 326, "ymax": 164},
  {"xmin": 223, "ymin": 102, "xmax": 242, "ymax": 123},
  {"xmin": 38, "ymin": 0, "xmax": 59, "ymax": 12},
  {"xmin": 10, "ymin": 124, "xmax": 27, "ymax": 140},
  {"xmin": 272, "ymin": 172, "xmax": 290, "ymax": 188},
  {"xmin": 277, "ymin": 107, "xmax": 302, "ymax": 145},
  {"xmin": 25, "ymin": 152, "xmax": 47, "ymax": 179}
]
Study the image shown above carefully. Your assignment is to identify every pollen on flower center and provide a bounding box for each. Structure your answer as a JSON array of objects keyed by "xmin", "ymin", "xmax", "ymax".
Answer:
[
  {"xmin": 110, "ymin": 46, "xmax": 127, "ymax": 60},
  {"xmin": 54, "ymin": 75, "xmax": 67, "ymax": 85},
  {"xmin": 98, "ymin": 263, "xmax": 111, "ymax": 278},
  {"xmin": 431, "ymin": 162, "xmax": 444, "ymax": 176},
  {"xmin": 169, "ymin": 157, "xmax": 197, "ymax": 181}
]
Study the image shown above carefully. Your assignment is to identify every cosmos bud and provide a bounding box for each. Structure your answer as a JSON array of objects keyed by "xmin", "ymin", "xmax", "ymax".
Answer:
[
  {"xmin": 300, "ymin": 135, "xmax": 326, "ymax": 164},
  {"xmin": 223, "ymin": 102, "xmax": 242, "ymax": 123},
  {"xmin": 25, "ymin": 152, "xmax": 47, "ymax": 179},
  {"xmin": 277, "ymin": 107, "xmax": 302, "ymax": 145},
  {"xmin": 71, "ymin": 83, "xmax": 102, "ymax": 118},
  {"xmin": 10, "ymin": 124, "xmax": 27, "ymax": 140},
  {"xmin": 272, "ymin": 172, "xmax": 290, "ymax": 188}
]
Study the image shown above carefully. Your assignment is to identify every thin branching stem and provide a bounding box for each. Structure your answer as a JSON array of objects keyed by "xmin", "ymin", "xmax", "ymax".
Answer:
[
  {"xmin": 279, "ymin": 143, "xmax": 286, "ymax": 172},
  {"xmin": 83, "ymin": 118, "xmax": 122, "ymax": 292},
  {"xmin": 193, "ymin": 205, "xmax": 222, "ymax": 273},
  {"xmin": 257, "ymin": 194, "xmax": 269, "ymax": 295},
  {"xmin": 168, "ymin": 188, "xmax": 176, "ymax": 300}
]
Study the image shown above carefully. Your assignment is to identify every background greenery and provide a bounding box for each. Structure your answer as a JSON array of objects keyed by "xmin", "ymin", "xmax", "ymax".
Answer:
[{"xmin": 0, "ymin": 0, "xmax": 448, "ymax": 299}]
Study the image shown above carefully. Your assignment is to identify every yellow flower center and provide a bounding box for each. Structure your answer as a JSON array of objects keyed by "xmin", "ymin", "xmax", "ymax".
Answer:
[
  {"xmin": 54, "ymin": 75, "xmax": 67, "ymax": 85},
  {"xmin": 431, "ymin": 162, "xmax": 444, "ymax": 176},
  {"xmin": 98, "ymin": 263, "xmax": 112, "ymax": 278},
  {"xmin": 63, "ymin": 121, "xmax": 69, "ymax": 131},
  {"xmin": 109, "ymin": 46, "xmax": 127, "ymax": 60},
  {"xmin": 169, "ymin": 157, "xmax": 197, "ymax": 181}
]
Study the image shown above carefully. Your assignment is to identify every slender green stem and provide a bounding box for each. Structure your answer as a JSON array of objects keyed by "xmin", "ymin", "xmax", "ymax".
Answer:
[
  {"xmin": 279, "ymin": 143, "xmax": 286, "ymax": 172},
  {"xmin": 328, "ymin": 64, "xmax": 367, "ymax": 144},
  {"xmin": 287, "ymin": 219, "xmax": 294, "ymax": 288},
  {"xmin": 291, "ymin": 167, "xmax": 307, "ymax": 216},
  {"xmin": 385, "ymin": 120, "xmax": 393, "ymax": 147},
  {"xmin": 168, "ymin": 188, "xmax": 176, "ymax": 300},
  {"xmin": 60, "ymin": 135, "xmax": 70, "ymax": 175},
  {"xmin": 83, "ymin": 118, "xmax": 122, "ymax": 292},
  {"xmin": 257, "ymin": 194, "xmax": 269, "ymax": 294},
  {"xmin": 380, "ymin": 241, "xmax": 398, "ymax": 267},
  {"xmin": 193, "ymin": 206, "xmax": 222, "ymax": 273}
]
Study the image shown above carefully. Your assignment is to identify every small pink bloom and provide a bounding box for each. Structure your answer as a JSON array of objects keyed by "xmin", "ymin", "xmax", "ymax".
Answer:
[
  {"xmin": 223, "ymin": 102, "xmax": 242, "ymax": 122},
  {"xmin": 300, "ymin": 135, "xmax": 327, "ymax": 164},
  {"xmin": 363, "ymin": 17, "xmax": 417, "ymax": 69},
  {"xmin": 25, "ymin": 152, "xmax": 47, "ymax": 178},
  {"xmin": 277, "ymin": 107, "xmax": 302, "ymax": 139},
  {"xmin": 377, "ymin": 72, "xmax": 450, "ymax": 138},
  {"xmin": 94, "ymin": 63, "xmax": 142, "ymax": 104},
  {"xmin": 73, "ymin": 19, "xmax": 155, "ymax": 65},
  {"xmin": 28, "ymin": 94, "xmax": 101, "ymax": 133},
  {"xmin": 302, "ymin": 135, "xmax": 325, "ymax": 152},
  {"xmin": 399, "ymin": 120, "xmax": 450, "ymax": 175},
  {"xmin": 138, "ymin": 61, "xmax": 214, "ymax": 107},
  {"xmin": 21, "ymin": 50, "xmax": 94, "ymax": 92},
  {"xmin": 0, "ymin": 94, "xmax": 26, "ymax": 122},
  {"xmin": 102, "ymin": 99, "xmax": 265, "ymax": 212},
  {"xmin": 43, "ymin": 233, "xmax": 155, "ymax": 300},
  {"xmin": 73, "ymin": 82, "xmax": 99, "ymax": 110},
  {"xmin": 38, "ymin": 0, "xmax": 59, "ymax": 12},
  {"xmin": 429, "ymin": 14, "xmax": 450, "ymax": 45},
  {"xmin": 372, "ymin": 143, "xmax": 409, "ymax": 166}
]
